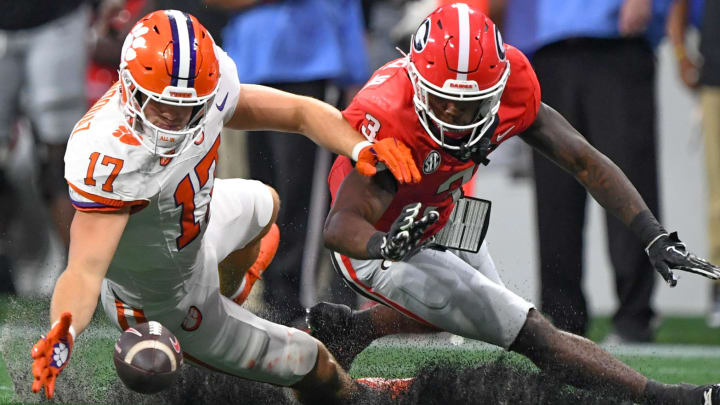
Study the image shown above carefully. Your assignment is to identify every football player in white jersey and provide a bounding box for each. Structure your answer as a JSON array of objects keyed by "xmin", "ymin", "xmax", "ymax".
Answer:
[{"xmin": 29, "ymin": 10, "xmax": 421, "ymax": 404}]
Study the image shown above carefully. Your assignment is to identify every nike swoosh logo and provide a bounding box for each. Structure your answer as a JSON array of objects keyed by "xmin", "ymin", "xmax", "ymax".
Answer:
[
  {"xmin": 215, "ymin": 93, "xmax": 228, "ymax": 111},
  {"xmin": 495, "ymin": 125, "xmax": 515, "ymax": 142}
]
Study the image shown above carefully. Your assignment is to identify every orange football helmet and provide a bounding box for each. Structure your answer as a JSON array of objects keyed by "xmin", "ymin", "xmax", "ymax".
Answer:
[
  {"xmin": 408, "ymin": 3, "xmax": 509, "ymax": 158},
  {"xmin": 119, "ymin": 10, "xmax": 220, "ymax": 157}
]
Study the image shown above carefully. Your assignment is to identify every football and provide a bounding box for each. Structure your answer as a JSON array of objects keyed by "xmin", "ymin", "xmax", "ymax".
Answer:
[{"xmin": 113, "ymin": 321, "xmax": 183, "ymax": 394}]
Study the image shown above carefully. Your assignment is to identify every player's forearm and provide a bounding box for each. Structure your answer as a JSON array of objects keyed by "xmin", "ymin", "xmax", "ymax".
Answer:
[
  {"xmin": 323, "ymin": 211, "xmax": 381, "ymax": 259},
  {"xmin": 575, "ymin": 150, "xmax": 650, "ymax": 229},
  {"xmin": 230, "ymin": 85, "xmax": 365, "ymax": 157},
  {"xmin": 524, "ymin": 104, "xmax": 650, "ymax": 228},
  {"xmin": 49, "ymin": 268, "xmax": 104, "ymax": 337},
  {"xmin": 296, "ymin": 96, "xmax": 365, "ymax": 158}
]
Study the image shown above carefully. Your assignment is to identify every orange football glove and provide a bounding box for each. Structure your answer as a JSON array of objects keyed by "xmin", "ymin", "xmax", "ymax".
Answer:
[
  {"xmin": 31, "ymin": 312, "xmax": 74, "ymax": 399},
  {"xmin": 354, "ymin": 139, "xmax": 421, "ymax": 184}
]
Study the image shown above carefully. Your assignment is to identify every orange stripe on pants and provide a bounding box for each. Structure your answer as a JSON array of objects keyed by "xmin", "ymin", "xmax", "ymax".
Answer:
[
  {"xmin": 115, "ymin": 298, "xmax": 130, "ymax": 330},
  {"xmin": 114, "ymin": 297, "xmax": 147, "ymax": 330}
]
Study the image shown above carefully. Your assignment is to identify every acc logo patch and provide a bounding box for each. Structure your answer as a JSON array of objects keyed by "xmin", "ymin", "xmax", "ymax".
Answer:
[
  {"xmin": 423, "ymin": 150, "xmax": 441, "ymax": 174},
  {"xmin": 413, "ymin": 18, "xmax": 431, "ymax": 53},
  {"xmin": 181, "ymin": 305, "xmax": 202, "ymax": 331},
  {"xmin": 495, "ymin": 25, "xmax": 506, "ymax": 61}
]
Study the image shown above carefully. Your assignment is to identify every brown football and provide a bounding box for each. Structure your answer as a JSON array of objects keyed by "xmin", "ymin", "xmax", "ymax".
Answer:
[{"xmin": 113, "ymin": 321, "xmax": 183, "ymax": 394}]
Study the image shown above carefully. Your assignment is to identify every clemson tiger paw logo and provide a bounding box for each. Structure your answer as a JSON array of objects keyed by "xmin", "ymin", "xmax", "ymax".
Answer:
[
  {"xmin": 50, "ymin": 342, "xmax": 69, "ymax": 369},
  {"xmin": 122, "ymin": 23, "xmax": 149, "ymax": 63},
  {"xmin": 112, "ymin": 125, "xmax": 141, "ymax": 146}
]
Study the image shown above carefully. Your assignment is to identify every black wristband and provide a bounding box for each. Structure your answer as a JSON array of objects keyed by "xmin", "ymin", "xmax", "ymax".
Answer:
[
  {"xmin": 366, "ymin": 232, "xmax": 386, "ymax": 259},
  {"xmin": 629, "ymin": 210, "xmax": 667, "ymax": 248}
]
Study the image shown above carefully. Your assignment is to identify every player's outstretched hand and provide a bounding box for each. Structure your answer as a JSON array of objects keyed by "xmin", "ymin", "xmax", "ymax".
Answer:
[
  {"xmin": 354, "ymin": 139, "xmax": 421, "ymax": 184},
  {"xmin": 31, "ymin": 312, "xmax": 74, "ymax": 399},
  {"xmin": 368, "ymin": 203, "xmax": 439, "ymax": 262},
  {"xmin": 646, "ymin": 232, "xmax": 720, "ymax": 287}
]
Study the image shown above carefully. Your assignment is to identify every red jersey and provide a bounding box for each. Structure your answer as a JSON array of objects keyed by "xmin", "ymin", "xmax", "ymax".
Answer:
[{"xmin": 329, "ymin": 45, "xmax": 541, "ymax": 238}]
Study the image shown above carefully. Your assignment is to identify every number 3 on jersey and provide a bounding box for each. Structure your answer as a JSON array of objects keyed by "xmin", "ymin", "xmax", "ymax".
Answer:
[
  {"xmin": 174, "ymin": 137, "xmax": 220, "ymax": 250},
  {"xmin": 360, "ymin": 113, "xmax": 381, "ymax": 141}
]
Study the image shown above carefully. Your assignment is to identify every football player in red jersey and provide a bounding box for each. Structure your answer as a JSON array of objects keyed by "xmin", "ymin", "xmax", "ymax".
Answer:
[{"xmin": 309, "ymin": 3, "xmax": 720, "ymax": 404}]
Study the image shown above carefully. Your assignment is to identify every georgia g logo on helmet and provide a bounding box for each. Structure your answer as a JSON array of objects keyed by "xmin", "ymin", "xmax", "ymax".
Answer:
[
  {"xmin": 495, "ymin": 25, "xmax": 506, "ymax": 61},
  {"xmin": 413, "ymin": 18, "xmax": 431, "ymax": 53}
]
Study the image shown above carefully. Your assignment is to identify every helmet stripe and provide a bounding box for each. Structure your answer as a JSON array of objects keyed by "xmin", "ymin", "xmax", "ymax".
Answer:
[
  {"xmin": 184, "ymin": 13, "xmax": 196, "ymax": 88},
  {"xmin": 168, "ymin": 12, "xmax": 180, "ymax": 86},
  {"xmin": 167, "ymin": 10, "xmax": 192, "ymax": 88},
  {"xmin": 454, "ymin": 3, "xmax": 470, "ymax": 81}
]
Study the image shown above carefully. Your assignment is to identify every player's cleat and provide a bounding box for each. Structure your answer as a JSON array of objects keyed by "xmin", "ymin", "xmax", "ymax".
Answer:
[
  {"xmin": 700, "ymin": 384, "xmax": 720, "ymax": 404},
  {"xmin": 232, "ymin": 224, "xmax": 279, "ymax": 306},
  {"xmin": 356, "ymin": 377, "xmax": 414, "ymax": 400},
  {"xmin": 306, "ymin": 302, "xmax": 371, "ymax": 370}
]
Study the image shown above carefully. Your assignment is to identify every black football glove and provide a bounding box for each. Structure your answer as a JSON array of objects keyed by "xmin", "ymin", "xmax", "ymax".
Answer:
[
  {"xmin": 367, "ymin": 203, "xmax": 439, "ymax": 261},
  {"xmin": 646, "ymin": 231, "xmax": 720, "ymax": 287}
]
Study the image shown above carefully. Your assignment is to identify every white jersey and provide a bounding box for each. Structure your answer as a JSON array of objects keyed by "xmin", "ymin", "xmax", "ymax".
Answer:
[{"xmin": 64, "ymin": 46, "xmax": 241, "ymax": 310}]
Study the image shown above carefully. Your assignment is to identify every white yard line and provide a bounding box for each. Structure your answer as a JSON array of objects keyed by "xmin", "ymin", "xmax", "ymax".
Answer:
[{"xmin": 368, "ymin": 333, "xmax": 720, "ymax": 358}]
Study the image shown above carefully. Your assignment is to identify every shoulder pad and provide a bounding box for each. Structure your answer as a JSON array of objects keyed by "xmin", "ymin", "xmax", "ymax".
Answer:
[
  {"xmin": 343, "ymin": 60, "xmax": 414, "ymax": 142},
  {"xmin": 493, "ymin": 46, "xmax": 541, "ymax": 142},
  {"xmin": 65, "ymin": 115, "xmax": 157, "ymax": 210}
]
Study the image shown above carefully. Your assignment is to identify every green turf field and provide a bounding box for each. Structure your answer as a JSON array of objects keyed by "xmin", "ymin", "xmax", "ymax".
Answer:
[{"xmin": 2, "ymin": 294, "xmax": 719, "ymax": 404}]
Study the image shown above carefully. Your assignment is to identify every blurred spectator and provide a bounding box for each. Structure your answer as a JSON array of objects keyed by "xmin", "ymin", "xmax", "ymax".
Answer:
[
  {"xmin": 0, "ymin": 1, "xmax": 92, "ymax": 293},
  {"xmin": 667, "ymin": 0, "xmax": 720, "ymax": 327},
  {"xmin": 204, "ymin": 0, "xmax": 371, "ymax": 326},
  {"xmin": 88, "ymin": 0, "xmax": 153, "ymax": 105},
  {"xmin": 153, "ymin": 0, "xmax": 228, "ymax": 46},
  {"xmin": 88, "ymin": 1, "xmax": 226, "ymax": 106},
  {"xmin": 503, "ymin": 0, "xmax": 671, "ymax": 342}
]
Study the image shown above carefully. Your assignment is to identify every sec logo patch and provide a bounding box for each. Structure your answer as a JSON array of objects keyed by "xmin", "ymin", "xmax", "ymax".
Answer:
[{"xmin": 423, "ymin": 150, "xmax": 441, "ymax": 174}]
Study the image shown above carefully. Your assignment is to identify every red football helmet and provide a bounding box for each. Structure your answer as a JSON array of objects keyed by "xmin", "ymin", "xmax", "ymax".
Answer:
[
  {"xmin": 408, "ymin": 3, "xmax": 509, "ymax": 157},
  {"xmin": 119, "ymin": 10, "xmax": 220, "ymax": 157}
]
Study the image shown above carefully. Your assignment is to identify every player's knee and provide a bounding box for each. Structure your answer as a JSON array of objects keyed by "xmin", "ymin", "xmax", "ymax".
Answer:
[{"xmin": 266, "ymin": 185, "xmax": 280, "ymax": 226}]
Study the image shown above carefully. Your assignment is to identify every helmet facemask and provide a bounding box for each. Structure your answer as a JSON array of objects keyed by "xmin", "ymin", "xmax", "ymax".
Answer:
[
  {"xmin": 120, "ymin": 69, "xmax": 216, "ymax": 158},
  {"xmin": 408, "ymin": 59, "xmax": 509, "ymax": 159}
]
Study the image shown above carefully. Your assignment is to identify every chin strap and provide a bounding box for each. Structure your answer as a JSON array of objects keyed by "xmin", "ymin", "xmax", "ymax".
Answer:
[
  {"xmin": 452, "ymin": 117, "xmax": 499, "ymax": 164},
  {"xmin": 469, "ymin": 136, "xmax": 493, "ymax": 165}
]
